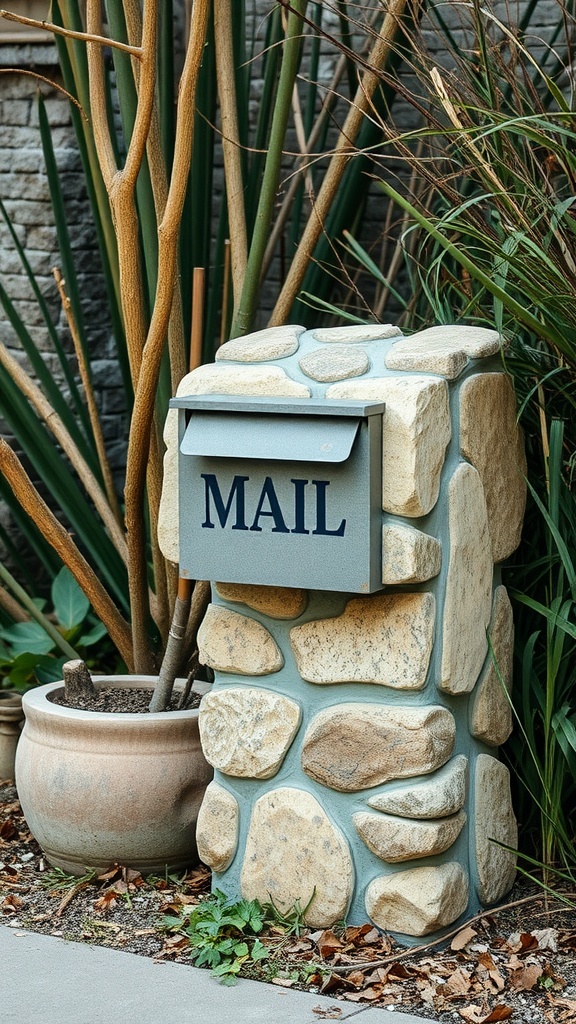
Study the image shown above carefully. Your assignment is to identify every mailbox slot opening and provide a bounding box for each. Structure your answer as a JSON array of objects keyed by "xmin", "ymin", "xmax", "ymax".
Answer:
[{"xmin": 181, "ymin": 411, "xmax": 361, "ymax": 464}]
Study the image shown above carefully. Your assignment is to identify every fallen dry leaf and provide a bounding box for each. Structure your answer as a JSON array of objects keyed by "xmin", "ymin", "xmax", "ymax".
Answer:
[
  {"xmin": 93, "ymin": 890, "xmax": 119, "ymax": 913},
  {"xmin": 533, "ymin": 928, "xmax": 559, "ymax": 952},
  {"xmin": 0, "ymin": 820, "xmax": 18, "ymax": 841},
  {"xmin": 311, "ymin": 1005, "xmax": 342, "ymax": 1018},
  {"xmin": 508, "ymin": 962, "xmax": 543, "ymax": 991},
  {"xmin": 459, "ymin": 1004, "xmax": 513, "ymax": 1023},
  {"xmin": 284, "ymin": 938, "xmax": 313, "ymax": 954},
  {"xmin": 155, "ymin": 934, "xmax": 189, "ymax": 959},
  {"xmin": 1, "ymin": 894, "xmax": 23, "ymax": 914},
  {"xmin": 316, "ymin": 929, "xmax": 343, "ymax": 958},
  {"xmin": 507, "ymin": 931, "xmax": 538, "ymax": 954},
  {"xmin": 452, "ymin": 925, "xmax": 478, "ymax": 950},
  {"xmin": 388, "ymin": 962, "xmax": 414, "ymax": 980},
  {"xmin": 345, "ymin": 970, "xmax": 366, "ymax": 989},
  {"xmin": 271, "ymin": 978, "xmax": 295, "ymax": 988},
  {"xmin": 343, "ymin": 984, "xmax": 386, "ymax": 1002},
  {"xmin": 445, "ymin": 967, "xmax": 473, "ymax": 995},
  {"xmin": 343, "ymin": 923, "xmax": 380, "ymax": 945}
]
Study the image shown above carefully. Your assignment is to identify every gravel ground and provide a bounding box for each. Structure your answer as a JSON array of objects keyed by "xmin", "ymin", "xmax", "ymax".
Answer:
[{"xmin": 1, "ymin": 781, "xmax": 575, "ymax": 1024}]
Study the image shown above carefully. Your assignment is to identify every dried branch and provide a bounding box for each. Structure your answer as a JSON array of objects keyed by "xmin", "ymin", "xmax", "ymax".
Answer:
[
  {"xmin": 328, "ymin": 893, "xmax": 550, "ymax": 974},
  {"xmin": 0, "ymin": 69, "xmax": 85, "ymax": 115},
  {"xmin": 0, "ymin": 9, "xmax": 142, "ymax": 57}
]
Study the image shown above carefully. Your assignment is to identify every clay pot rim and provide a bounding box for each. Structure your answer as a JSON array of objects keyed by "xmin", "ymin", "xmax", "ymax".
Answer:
[{"xmin": 22, "ymin": 676, "xmax": 209, "ymax": 722}]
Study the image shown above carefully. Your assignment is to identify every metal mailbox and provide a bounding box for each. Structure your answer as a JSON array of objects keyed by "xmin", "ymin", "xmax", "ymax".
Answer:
[{"xmin": 171, "ymin": 394, "xmax": 385, "ymax": 593}]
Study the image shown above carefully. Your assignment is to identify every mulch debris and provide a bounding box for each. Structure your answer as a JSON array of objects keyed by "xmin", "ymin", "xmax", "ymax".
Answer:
[{"xmin": 2, "ymin": 781, "xmax": 575, "ymax": 1022}]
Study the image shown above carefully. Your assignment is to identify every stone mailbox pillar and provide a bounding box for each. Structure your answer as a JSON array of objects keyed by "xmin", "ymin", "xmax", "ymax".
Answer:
[{"xmin": 158, "ymin": 322, "xmax": 526, "ymax": 942}]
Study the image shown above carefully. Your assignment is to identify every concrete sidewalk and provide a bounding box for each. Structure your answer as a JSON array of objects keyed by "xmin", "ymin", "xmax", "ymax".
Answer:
[{"xmin": 1, "ymin": 923, "xmax": 432, "ymax": 1024}]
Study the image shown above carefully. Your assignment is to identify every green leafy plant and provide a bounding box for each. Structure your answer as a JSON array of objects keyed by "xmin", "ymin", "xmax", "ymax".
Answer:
[
  {"xmin": 0, "ymin": 567, "xmax": 109, "ymax": 691},
  {"xmin": 164, "ymin": 891, "xmax": 271, "ymax": 985}
]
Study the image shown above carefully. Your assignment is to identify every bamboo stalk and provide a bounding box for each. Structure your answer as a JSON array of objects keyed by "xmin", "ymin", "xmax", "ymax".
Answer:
[
  {"xmin": 0, "ymin": 586, "xmax": 29, "ymax": 624},
  {"xmin": 190, "ymin": 267, "xmax": 205, "ymax": 371},
  {"xmin": 214, "ymin": 0, "xmax": 248, "ymax": 321},
  {"xmin": 0, "ymin": 441, "xmax": 133, "ymax": 670},
  {"xmin": 86, "ymin": 0, "xmax": 150, "ymax": 382},
  {"xmin": 220, "ymin": 239, "xmax": 231, "ymax": 347},
  {"xmin": 123, "ymin": 0, "xmax": 210, "ymax": 673},
  {"xmin": 269, "ymin": 0, "xmax": 410, "ymax": 326},
  {"xmin": 123, "ymin": 0, "xmax": 187, "ymax": 392}
]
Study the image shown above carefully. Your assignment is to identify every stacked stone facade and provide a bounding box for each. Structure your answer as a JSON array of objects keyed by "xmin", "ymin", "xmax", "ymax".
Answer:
[{"xmin": 158, "ymin": 322, "xmax": 526, "ymax": 942}]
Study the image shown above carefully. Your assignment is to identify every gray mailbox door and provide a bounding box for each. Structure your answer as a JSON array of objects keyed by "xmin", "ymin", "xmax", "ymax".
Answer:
[{"xmin": 172, "ymin": 395, "xmax": 384, "ymax": 593}]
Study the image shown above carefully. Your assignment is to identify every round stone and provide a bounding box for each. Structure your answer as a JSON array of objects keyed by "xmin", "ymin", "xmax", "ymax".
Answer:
[
  {"xmin": 215, "ymin": 583, "xmax": 307, "ymax": 620},
  {"xmin": 366, "ymin": 862, "xmax": 469, "ymax": 937},
  {"xmin": 241, "ymin": 787, "xmax": 354, "ymax": 927},
  {"xmin": 298, "ymin": 345, "xmax": 370, "ymax": 382},
  {"xmin": 199, "ymin": 687, "xmax": 301, "ymax": 779},
  {"xmin": 312, "ymin": 324, "xmax": 402, "ymax": 343},
  {"xmin": 216, "ymin": 325, "xmax": 305, "ymax": 362},
  {"xmin": 196, "ymin": 782, "xmax": 239, "ymax": 872}
]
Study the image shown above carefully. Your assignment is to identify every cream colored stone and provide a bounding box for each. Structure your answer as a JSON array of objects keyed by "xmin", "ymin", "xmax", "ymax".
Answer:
[
  {"xmin": 460, "ymin": 373, "xmax": 527, "ymax": 562},
  {"xmin": 196, "ymin": 781, "xmax": 239, "ymax": 872},
  {"xmin": 215, "ymin": 583, "xmax": 307, "ymax": 620},
  {"xmin": 440, "ymin": 463, "xmax": 493, "ymax": 694},
  {"xmin": 382, "ymin": 524, "xmax": 442, "ymax": 584},
  {"xmin": 366, "ymin": 863, "xmax": 469, "ymax": 937},
  {"xmin": 354, "ymin": 810, "xmax": 466, "ymax": 863},
  {"xmin": 241, "ymin": 787, "xmax": 353, "ymax": 927},
  {"xmin": 367, "ymin": 755, "xmax": 468, "ymax": 819},
  {"xmin": 175, "ymin": 362, "xmax": 311, "ymax": 397},
  {"xmin": 469, "ymin": 587, "xmax": 514, "ymax": 747},
  {"xmin": 199, "ymin": 688, "xmax": 301, "ymax": 779},
  {"xmin": 313, "ymin": 324, "xmax": 402, "ymax": 343},
  {"xmin": 158, "ymin": 407, "xmax": 180, "ymax": 563},
  {"xmin": 301, "ymin": 703, "xmax": 455, "ymax": 791},
  {"xmin": 475, "ymin": 754, "xmax": 517, "ymax": 904},
  {"xmin": 298, "ymin": 345, "xmax": 369, "ymax": 382},
  {"xmin": 326, "ymin": 376, "xmax": 450, "ymax": 516},
  {"xmin": 216, "ymin": 325, "xmax": 304, "ymax": 362},
  {"xmin": 290, "ymin": 593, "xmax": 435, "ymax": 689},
  {"xmin": 385, "ymin": 325, "xmax": 500, "ymax": 379},
  {"xmin": 198, "ymin": 604, "xmax": 284, "ymax": 676}
]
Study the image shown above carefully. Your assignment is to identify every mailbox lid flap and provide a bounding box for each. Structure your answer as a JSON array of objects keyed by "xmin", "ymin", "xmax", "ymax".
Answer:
[{"xmin": 180, "ymin": 411, "xmax": 361, "ymax": 463}]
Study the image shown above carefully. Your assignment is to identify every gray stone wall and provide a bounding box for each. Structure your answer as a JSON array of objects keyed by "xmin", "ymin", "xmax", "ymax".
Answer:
[{"xmin": 0, "ymin": 44, "xmax": 126, "ymax": 476}]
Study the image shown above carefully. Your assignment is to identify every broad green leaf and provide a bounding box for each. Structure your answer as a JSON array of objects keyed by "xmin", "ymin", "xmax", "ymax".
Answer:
[
  {"xmin": 0, "ymin": 622, "xmax": 56, "ymax": 656},
  {"xmin": 77, "ymin": 621, "xmax": 108, "ymax": 647},
  {"xmin": 35, "ymin": 656, "xmax": 68, "ymax": 685},
  {"xmin": 51, "ymin": 567, "xmax": 90, "ymax": 631}
]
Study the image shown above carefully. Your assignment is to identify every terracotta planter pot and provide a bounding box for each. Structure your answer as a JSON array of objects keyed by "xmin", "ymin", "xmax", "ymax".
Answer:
[
  {"xmin": 15, "ymin": 676, "xmax": 213, "ymax": 877},
  {"xmin": 0, "ymin": 690, "xmax": 25, "ymax": 781}
]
